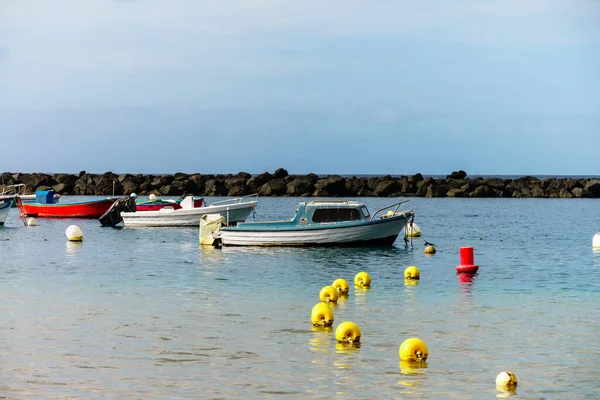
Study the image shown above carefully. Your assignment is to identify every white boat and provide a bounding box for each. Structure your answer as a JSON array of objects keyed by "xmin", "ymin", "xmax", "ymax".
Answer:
[
  {"xmin": 120, "ymin": 194, "xmax": 258, "ymax": 227},
  {"xmin": 0, "ymin": 184, "xmax": 24, "ymax": 225},
  {"xmin": 214, "ymin": 200, "xmax": 414, "ymax": 246},
  {"xmin": 0, "ymin": 196, "xmax": 13, "ymax": 225}
]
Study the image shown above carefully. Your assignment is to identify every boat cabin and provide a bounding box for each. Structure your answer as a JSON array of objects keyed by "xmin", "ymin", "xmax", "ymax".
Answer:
[{"xmin": 294, "ymin": 201, "xmax": 371, "ymax": 225}]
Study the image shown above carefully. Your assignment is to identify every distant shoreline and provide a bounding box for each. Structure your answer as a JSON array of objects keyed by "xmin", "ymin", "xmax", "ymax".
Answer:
[{"xmin": 2, "ymin": 169, "xmax": 600, "ymax": 198}]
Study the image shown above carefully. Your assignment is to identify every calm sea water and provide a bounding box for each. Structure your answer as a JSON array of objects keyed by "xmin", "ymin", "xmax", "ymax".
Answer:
[{"xmin": 1, "ymin": 196, "xmax": 599, "ymax": 399}]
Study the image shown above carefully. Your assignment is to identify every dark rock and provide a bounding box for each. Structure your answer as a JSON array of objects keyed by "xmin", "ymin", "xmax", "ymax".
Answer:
[
  {"xmin": 258, "ymin": 179, "xmax": 287, "ymax": 196},
  {"xmin": 273, "ymin": 168, "xmax": 289, "ymax": 179},
  {"xmin": 247, "ymin": 172, "xmax": 273, "ymax": 192},
  {"xmin": 345, "ymin": 178, "xmax": 367, "ymax": 196},
  {"xmin": 372, "ymin": 179, "xmax": 402, "ymax": 197},
  {"xmin": 173, "ymin": 172, "xmax": 189, "ymax": 181},
  {"xmin": 571, "ymin": 188, "xmax": 594, "ymax": 198},
  {"xmin": 96, "ymin": 175, "xmax": 122, "ymax": 195},
  {"xmin": 559, "ymin": 188, "xmax": 573, "ymax": 198},
  {"xmin": 485, "ymin": 178, "xmax": 505, "ymax": 190},
  {"xmin": 584, "ymin": 179, "xmax": 600, "ymax": 197},
  {"xmin": 409, "ymin": 173, "xmax": 424, "ymax": 184},
  {"xmin": 313, "ymin": 175, "xmax": 347, "ymax": 197},
  {"xmin": 78, "ymin": 170, "xmax": 86, "ymax": 178},
  {"xmin": 426, "ymin": 185, "xmax": 448, "ymax": 198},
  {"xmin": 565, "ymin": 179, "xmax": 581, "ymax": 191},
  {"xmin": 470, "ymin": 185, "xmax": 497, "ymax": 198},
  {"xmin": 151, "ymin": 175, "xmax": 174, "ymax": 188},
  {"xmin": 287, "ymin": 175, "xmax": 317, "ymax": 196},
  {"xmin": 447, "ymin": 188, "xmax": 466, "ymax": 197},
  {"xmin": 204, "ymin": 179, "xmax": 228, "ymax": 196},
  {"xmin": 20, "ymin": 173, "xmax": 57, "ymax": 192},
  {"xmin": 188, "ymin": 174, "xmax": 207, "ymax": 194},
  {"xmin": 447, "ymin": 170, "xmax": 467, "ymax": 180}
]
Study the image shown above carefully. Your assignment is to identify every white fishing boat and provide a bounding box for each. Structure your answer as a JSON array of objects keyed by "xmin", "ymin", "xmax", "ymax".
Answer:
[
  {"xmin": 119, "ymin": 194, "xmax": 258, "ymax": 227},
  {"xmin": 213, "ymin": 199, "xmax": 414, "ymax": 246}
]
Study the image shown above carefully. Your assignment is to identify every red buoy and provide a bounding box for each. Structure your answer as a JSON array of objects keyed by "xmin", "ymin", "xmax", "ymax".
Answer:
[{"xmin": 456, "ymin": 246, "xmax": 479, "ymax": 274}]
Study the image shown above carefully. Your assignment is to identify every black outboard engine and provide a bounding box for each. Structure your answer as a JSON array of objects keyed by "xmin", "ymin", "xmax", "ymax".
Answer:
[{"xmin": 99, "ymin": 196, "xmax": 137, "ymax": 227}]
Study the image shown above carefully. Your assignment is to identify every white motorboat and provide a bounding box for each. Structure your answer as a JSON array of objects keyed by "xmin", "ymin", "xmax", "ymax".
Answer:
[
  {"xmin": 213, "ymin": 199, "xmax": 414, "ymax": 246},
  {"xmin": 120, "ymin": 194, "xmax": 258, "ymax": 227}
]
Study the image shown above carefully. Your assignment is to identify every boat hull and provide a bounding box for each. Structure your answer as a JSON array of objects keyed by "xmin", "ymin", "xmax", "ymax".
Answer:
[
  {"xmin": 219, "ymin": 214, "xmax": 409, "ymax": 246},
  {"xmin": 121, "ymin": 201, "xmax": 257, "ymax": 227},
  {"xmin": 0, "ymin": 197, "xmax": 13, "ymax": 225},
  {"xmin": 19, "ymin": 198, "xmax": 116, "ymax": 218}
]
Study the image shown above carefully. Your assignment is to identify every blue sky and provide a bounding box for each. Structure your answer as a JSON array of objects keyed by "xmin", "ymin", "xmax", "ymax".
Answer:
[{"xmin": 1, "ymin": 0, "xmax": 599, "ymax": 175}]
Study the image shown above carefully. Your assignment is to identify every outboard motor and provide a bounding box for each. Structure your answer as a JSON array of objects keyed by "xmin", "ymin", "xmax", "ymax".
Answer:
[{"xmin": 99, "ymin": 196, "xmax": 137, "ymax": 227}]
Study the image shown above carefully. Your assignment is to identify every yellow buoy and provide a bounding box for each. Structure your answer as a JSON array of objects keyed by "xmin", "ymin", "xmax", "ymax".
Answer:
[
  {"xmin": 405, "ymin": 223, "xmax": 421, "ymax": 237},
  {"xmin": 311, "ymin": 303, "xmax": 334, "ymax": 327},
  {"xmin": 404, "ymin": 266, "xmax": 420, "ymax": 280},
  {"xmin": 399, "ymin": 338, "xmax": 428, "ymax": 362},
  {"xmin": 593, "ymin": 233, "xmax": 600, "ymax": 248},
  {"xmin": 319, "ymin": 286, "xmax": 339, "ymax": 303},
  {"xmin": 26, "ymin": 217, "xmax": 37, "ymax": 227},
  {"xmin": 496, "ymin": 371, "xmax": 518, "ymax": 388},
  {"xmin": 335, "ymin": 321, "xmax": 361, "ymax": 344},
  {"xmin": 332, "ymin": 278, "xmax": 350, "ymax": 294},
  {"xmin": 424, "ymin": 245, "xmax": 436, "ymax": 254},
  {"xmin": 66, "ymin": 225, "xmax": 83, "ymax": 242},
  {"xmin": 354, "ymin": 271, "xmax": 371, "ymax": 287}
]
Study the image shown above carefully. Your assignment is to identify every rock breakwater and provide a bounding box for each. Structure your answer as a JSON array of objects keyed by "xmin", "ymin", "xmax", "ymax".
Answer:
[{"xmin": 2, "ymin": 169, "xmax": 599, "ymax": 198}]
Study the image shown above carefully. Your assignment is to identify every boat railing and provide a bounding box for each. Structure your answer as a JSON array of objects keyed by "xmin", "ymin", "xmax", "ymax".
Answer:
[
  {"xmin": 370, "ymin": 200, "xmax": 410, "ymax": 221},
  {"xmin": 0, "ymin": 183, "xmax": 26, "ymax": 196},
  {"xmin": 207, "ymin": 193, "xmax": 258, "ymax": 206},
  {"xmin": 307, "ymin": 200, "xmax": 350, "ymax": 204}
]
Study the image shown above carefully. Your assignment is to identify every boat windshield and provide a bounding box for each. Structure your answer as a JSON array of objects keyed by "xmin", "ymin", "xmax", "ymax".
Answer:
[
  {"xmin": 312, "ymin": 208, "xmax": 361, "ymax": 223},
  {"xmin": 360, "ymin": 206, "xmax": 370, "ymax": 219}
]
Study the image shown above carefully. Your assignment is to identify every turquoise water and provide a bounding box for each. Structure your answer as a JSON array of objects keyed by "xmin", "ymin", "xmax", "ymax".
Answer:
[{"xmin": 1, "ymin": 196, "xmax": 599, "ymax": 399}]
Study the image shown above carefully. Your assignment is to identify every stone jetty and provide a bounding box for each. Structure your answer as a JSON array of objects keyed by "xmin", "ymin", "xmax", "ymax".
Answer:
[{"xmin": 1, "ymin": 169, "xmax": 599, "ymax": 198}]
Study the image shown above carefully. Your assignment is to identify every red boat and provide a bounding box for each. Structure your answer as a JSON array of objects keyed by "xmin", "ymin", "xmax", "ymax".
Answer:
[
  {"xmin": 17, "ymin": 196, "xmax": 117, "ymax": 218},
  {"xmin": 135, "ymin": 197, "xmax": 204, "ymax": 211}
]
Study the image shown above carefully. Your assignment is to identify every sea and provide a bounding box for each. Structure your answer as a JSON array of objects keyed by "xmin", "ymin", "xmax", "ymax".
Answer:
[{"xmin": 0, "ymin": 196, "xmax": 599, "ymax": 399}]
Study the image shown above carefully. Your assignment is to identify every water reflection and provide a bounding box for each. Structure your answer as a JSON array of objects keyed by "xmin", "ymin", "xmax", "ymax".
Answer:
[
  {"xmin": 65, "ymin": 241, "xmax": 83, "ymax": 257},
  {"xmin": 496, "ymin": 386, "xmax": 518, "ymax": 398},
  {"xmin": 335, "ymin": 342, "xmax": 360, "ymax": 354},
  {"xmin": 399, "ymin": 360, "xmax": 428, "ymax": 375},
  {"xmin": 354, "ymin": 287, "xmax": 370, "ymax": 306}
]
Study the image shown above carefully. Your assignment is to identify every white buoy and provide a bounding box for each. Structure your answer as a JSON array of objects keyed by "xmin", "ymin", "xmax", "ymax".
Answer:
[
  {"xmin": 149, "ymin": 193, "xmax": 157, "ymax": 201},
  {"xmin": 66, "ymin": 225, "xmax": 83, "ymax": 242},
  {"xmin": 26, "ymin": 217, "xmax": 37, "ymax": 226},
  {"xmin": 593, "ymin": 233, "xmax": 600, "ymax": 248},
  {"xmin": 405, "ymin": 223, "xmax": 421, "ymax": 238},
  {"xmin": 130, "ymin": 192, "xmax": 138, "ymax": 199}
]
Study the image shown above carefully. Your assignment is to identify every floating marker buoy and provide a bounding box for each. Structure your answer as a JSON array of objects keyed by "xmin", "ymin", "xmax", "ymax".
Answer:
[
  {"xmin": 404, "ymin": 266, "xmax": 420, "ymax": 280},
  {"xmin": 311, "ymin": 303, "xmax": 334, "ymax": 327},
  {"xmin": 66, "ymin": 225, "xmax": 83, "ymax": 242},
  {"xmin": 335, "ymin": 321, "xmax": 361, "ymax": 344},
  {"xmin": 130, "ymin": 192, "xmax": 138, "ymax": 198},
  {"xmin": 354, "ymin": 271, "xmax": 371, "ymax": 287},
  {"xmin": 424, "ymin": 245, "xmax": 436, "ymax": 254},
  {"xmin": 149, "ymin": 193, "xmax": 157, "ymax": 201},
  {"xmin": 26, "ymin": 217, "xmax": 37, "ymax": 226},
  {"xmin": 593, "ymin": 233, "xmax": 600, "ymax": 248},
  {"xmin": 496, "ymin": 371, "xmax": 518, "ymax": 388},
  {"xmin": 405, "ymin": 223, "xmax": 421, "ymax": 237},
  {"xmin": 332, "ymin": 278, "xmax": 350, "ymax": 295},
  {"xmin": 456, "ymin": 246, "xmax": 479, "ymax": 274},
  {"xmin": 319, "ymin": 286, "xmax": 339, "ymax": 303},
  {"xmin": 399, "ymin": 338, "xmax": 429, "ymax": 362}
]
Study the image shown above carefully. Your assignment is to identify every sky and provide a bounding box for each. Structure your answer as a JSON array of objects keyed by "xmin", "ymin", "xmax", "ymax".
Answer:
[{"xmin": 1, "ymin": 0, "xmax": 599, "ymax": 176}]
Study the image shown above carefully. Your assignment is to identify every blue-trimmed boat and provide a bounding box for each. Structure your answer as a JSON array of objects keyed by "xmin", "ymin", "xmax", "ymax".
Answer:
[{"xmin": 214, "ymin": 200, "xmax": 414, "ymax": 246}]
